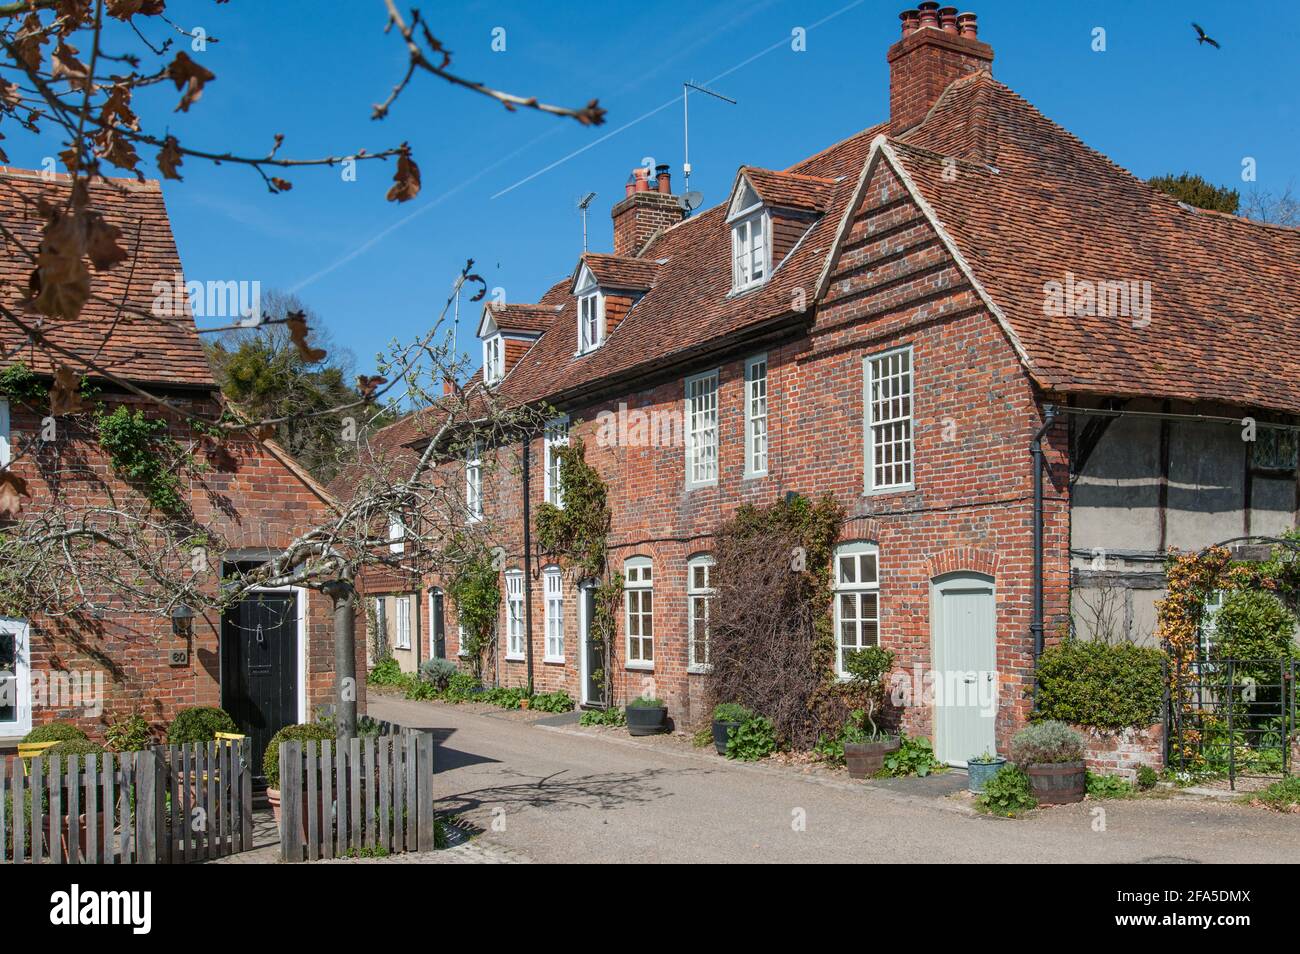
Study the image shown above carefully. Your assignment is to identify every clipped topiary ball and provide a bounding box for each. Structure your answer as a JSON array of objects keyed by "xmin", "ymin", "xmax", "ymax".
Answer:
[
  {"xmin": 263, "ymin": 723, "xmax": 336, "ymax": 789},
  {"xmin": 167, "ymin": 707, "xmax": 238, "ymax": 745},
  {"xmin": 22, "ymin": 721, "xmax": 89, "ymax": 745}
]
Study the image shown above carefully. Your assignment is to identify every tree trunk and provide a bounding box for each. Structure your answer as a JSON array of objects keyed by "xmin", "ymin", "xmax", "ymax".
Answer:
[{"xmin": 325, "ymin": 577, "xmax": 357, "ymax": 738}]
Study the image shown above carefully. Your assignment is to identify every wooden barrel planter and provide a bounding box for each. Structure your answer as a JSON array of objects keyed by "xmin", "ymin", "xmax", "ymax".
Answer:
[
  {"xmin": 844, "ymin": 737, "xmax": 901, "ymax": 779},
  {"xmin": 1025, "ymin": 761, "xmax": 1086, "ymax": 804}
]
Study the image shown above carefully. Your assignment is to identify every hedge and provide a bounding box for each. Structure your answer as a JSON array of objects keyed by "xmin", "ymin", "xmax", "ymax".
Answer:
[{"xmin": 1035, "ymin": 640, "xmax": 1165, "ymax": 731}]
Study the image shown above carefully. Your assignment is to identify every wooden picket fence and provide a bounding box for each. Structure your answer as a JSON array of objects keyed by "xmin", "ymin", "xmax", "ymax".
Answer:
[
  {"xmin": 278, "ymin": 732, "xmax": 436, "ymax": 862},
  {"xmin": 0, "ymin": 740, "xmax": 253, "ymax": 864}
]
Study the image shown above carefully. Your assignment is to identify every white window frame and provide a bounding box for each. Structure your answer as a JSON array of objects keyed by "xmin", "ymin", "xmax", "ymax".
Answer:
[
  {"xmin": 744, "ymin": 354, "xmax": 769, "ymax": 478},
  {"xmin": 685, "ymin": 369, "xmax": 719, "ymax": 488},
  {"xmin": 544, "ymin": 415, "xmax": 570, "ymax": 507},
  {"xmin": 457, "ymin": 622, "xmax": 469, "ymax": 658},
  {"xmin": 505, "ymin": 570, "xmax": 525, "ymax": 660},
  {"xmin": 624, "ymin": 557, "xmax": 654, "ymax": 669},
  {"xmin": 730, "ymin": 209, "xmax": 769, "ymax": 292},
  {"xmin": 575, "ymin": 263, "xmax": 606, "ymax": 357},
  {"xmin": 687, "ymin": 554, "xmax": 714, "ymax": 672},
  {"xmin": 0, "ymin": 398, "xmax": 10, "ymax": 468},
  {"xmin": 833, "ymin": 542, "xmax": 880, "ymax": 677},
  {"xmin": 0, "ymin": 616, "xmax": 32, "ymax": 739},
  {"xmin": 543, "ymin": 566, "xmax": 565, "ymax": 663},
  {"xmin": 388, "ymin": 515, "xmax": 406, "ymax": 554},
  {"xmin": 465, "ymin": 442, "xmax": 483, "ymax": 523},
  {"xmin": 864, "ymin": 346, "xmax": 914, "ymax": 493},
  {"xmin": 393, "ymin": 595, "xmax": 413, "ymax": 650},
  {"xmin": 483, "ymin": 333, "xmax": 505, "ymax": 386}
]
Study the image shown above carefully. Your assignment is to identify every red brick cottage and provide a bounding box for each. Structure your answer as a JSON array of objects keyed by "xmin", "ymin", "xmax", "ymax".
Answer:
[
  {"xmin": 0, "ymin": 169, "xmax": 363, "ymax": 769},
  {"xmin": 347, "ymin": 5, "xmax": 1300, "ymax": 765}
]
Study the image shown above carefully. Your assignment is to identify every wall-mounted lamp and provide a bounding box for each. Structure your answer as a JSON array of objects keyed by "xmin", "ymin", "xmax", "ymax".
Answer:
[{"xmin": 171, "ymin": 603, "xmax": 195, "ymax": 638}]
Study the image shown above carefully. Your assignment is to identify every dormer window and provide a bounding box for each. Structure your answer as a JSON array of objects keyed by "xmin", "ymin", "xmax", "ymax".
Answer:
[
  {"xmin": 483, "ymin": 333, "xmax": 504, "ymax": 385},
  {"xmin": 727, "ymin": 178, "xmax": 769, "ymax": 292},
  {"xmin": 574, "ymin": 264, "xmax": 605, "ymax": 353}
]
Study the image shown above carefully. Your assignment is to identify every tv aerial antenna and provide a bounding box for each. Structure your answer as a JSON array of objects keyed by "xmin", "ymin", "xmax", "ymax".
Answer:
[
  {"xmin": 680, "ymin": 80, "xmax": 735, "ymax": 215},
  {"xmin": 577, "ymin": 191, "xmax": 598, "ymax": 253}
]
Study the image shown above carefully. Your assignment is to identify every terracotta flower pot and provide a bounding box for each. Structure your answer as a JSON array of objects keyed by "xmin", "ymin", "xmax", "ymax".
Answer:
[{"xmin": 844, "ymin": 737, "xmax": 901, "ymax": 779}]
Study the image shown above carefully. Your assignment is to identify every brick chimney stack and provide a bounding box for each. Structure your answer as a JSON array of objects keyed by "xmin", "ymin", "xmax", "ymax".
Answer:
[
  {"xmin": 888, "ymin": 4, "xmax": 993, "ymax": 136},
  {"xmin": 611, "ymin": 164, "xmax": 684, "ymax": 256}
]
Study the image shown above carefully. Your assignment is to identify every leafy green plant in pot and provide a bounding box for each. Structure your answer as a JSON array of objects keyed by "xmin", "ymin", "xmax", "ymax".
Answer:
[
  {"xmin": 710, "ymin": 702, "xmax": 752, "ymax": 755},
  {"xmin": 966, "ymin": 749, "xmax": 1007, "ymax": 794},
  {"xmin": 625, "ymin": 695, "xmax": 668, "ymax": 736},
  {"xmin": 263, "ymin": 723, "xmax": 336, "ymax": 828},
  {"xmin": 841, "ymin": 646, "xmax": 900, "ymax": 779},
  {"xmin": 1011, "ymin": 720, "xmax": 1086, "ymax": 804}
]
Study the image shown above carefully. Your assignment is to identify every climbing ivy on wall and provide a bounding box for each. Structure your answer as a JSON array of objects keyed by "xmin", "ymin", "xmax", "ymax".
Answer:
[
  {"xmin": 535, "ymin": 437, "xmax": 621, "ymax": 697},
  {"xmin": 445, "ymin": 538, "xmax": 501, "ymax": 681},
  {"xmin": 94, "ymin": 405, "xmax": 190, "ymax": 516}
]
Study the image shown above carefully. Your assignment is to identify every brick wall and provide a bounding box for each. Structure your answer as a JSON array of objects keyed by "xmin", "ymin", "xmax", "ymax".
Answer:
[
  {"xmin": 395, "ymin": 155, "xmax": 1070, "ymax": 758},
  {"xmin": 1078, "ymin": 723, "xmax": 1165, "ymax": 780},
  {"xmin": 2, "ymin": 390, "xmax": 360, "ymax": 745}
]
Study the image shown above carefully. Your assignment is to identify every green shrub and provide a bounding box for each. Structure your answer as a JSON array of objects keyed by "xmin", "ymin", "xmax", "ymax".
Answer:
[
  {"xmin": 1212, "ymin": 589, "xmax": 1298, "ymax": 663},
  {"xmin": 419, "ymin": 657, "xmax": 459, "ymax": 690},
  {"xmin": 627, "ymin": 695, "xmax": 664, "ymax": 709},
  {"xmin": 45, "ymin": 738, "xmax": 108, "ymax": 770},
  {"xmin": 314, "ymin": 710, "xmax": 383, "ymax": 738},
  {"xmin": 443, "ymin": 672, "xmax": 481, "ymax": 701},
  {"xmin": 263, "ymin": 723, "xmax": 336, "ymax": 788},
  {"xmin": 1034, "ymin": 639, "xmax": 1165, "ymax": 731},
  {"xmin": 813, "ymin": 710, "xmax": 879, "ymax": 764},
  {"xmin": 1011, "ymin": 720, "xmax": 1085, "ymax": 765},
  {"xmin": 726, "ymin": 716, "xmax": 777, "ymax": 761},
  {"xmin": 404, "ymin": 679, "xmax": 440, "ymax": 701},
  {"xmin": 480, "ymin": 686, "xmax": 529, "ymax": 709},
  {"xmin": 579, "ymin": 707, "xmax": 625, "ymax": 727},
  {"xmin": 711, "ymin": 702, "xmax": 752, "ymax": 723},
  {"xmin": 975, "ymin": 765, "xmax": 1037, "ymax": 816},
  {"xmin": 1136, "ymin": 765, "xmax": 1159, "ymax": 790},
  {"xmin": 167, "ymin": 707, "xmax": 237, "ymax": 745},
  {"xmin": 530, "ymin": 690, "xmax": 575, "ymax": 713},
  {"xmin": 368, "ymin": 657, "xmax": 404, "ymax": 686},
  {"xmin": 22, "ymin": 721, "xmax": 88, "ymax": 745},
  {"xmin": 880, "ymin": 733, "xmax": 943, "ymax": 778},
  {"xmin": 1248, "ymin": 776, "xmax": 1300, "ymax": 812},
  {"xmin": 843, "ymin": 646, "xmax": 895, "ymax": 737},
  {"xmin": 1086, "ymin": 771, "xmax": 1135, "ymax": 799},
  {"xmin": 105, "ymin": 714, "xmax": 155, "ymax": 752},
  {"xmin": 691, "ymin": 726, "xmax": 714, "ymax": 747}
]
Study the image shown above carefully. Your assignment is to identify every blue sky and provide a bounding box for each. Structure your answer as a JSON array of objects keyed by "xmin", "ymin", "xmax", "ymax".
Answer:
[{"xmin": 12, "ymin": 1, "xmax": 1297, "ymax": 377}]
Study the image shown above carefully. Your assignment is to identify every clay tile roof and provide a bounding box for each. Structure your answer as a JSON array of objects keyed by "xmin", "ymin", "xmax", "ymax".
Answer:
[
  {"xmin": 741, "ymin": 166, "xmax": 838, "ymax": 213},
  {"xmin": 489, "ymin": 126, "xmax": 884, "ymax": 406},
  {"xmin": 579, "ymin": 253, "xmax": 661, "ymax": 290},
  {"xmin": 0, "ymin": 168, "xmax": 216, "ymax": 389},
  {"xmin": 892, "ymin": 72, "xmax": 1300, "ymax": 416},
  {"xmin": 485, "ymin": 301, "xmax": 558, "ymax": 335}
]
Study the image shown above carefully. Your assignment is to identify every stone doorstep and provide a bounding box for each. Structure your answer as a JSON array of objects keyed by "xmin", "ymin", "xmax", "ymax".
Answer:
[{"xmin": 535, "ymin": 722, "xmax": 979, "ymax": 816}]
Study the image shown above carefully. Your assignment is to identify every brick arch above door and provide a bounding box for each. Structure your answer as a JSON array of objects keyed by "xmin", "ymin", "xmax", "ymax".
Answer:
[
  {"xmin": 925, "ymin": 547, "xmax": 1000, "ymax": 580},
  {"xmin": 838, "ymin": 516, "xmax": 882, "ymax": 543}
]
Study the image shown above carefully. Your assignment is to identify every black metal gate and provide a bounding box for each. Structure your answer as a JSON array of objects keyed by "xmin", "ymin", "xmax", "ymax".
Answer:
[{"xmin": 1169, "ymin": 657, "xmax": 1297, "ymax": 789}]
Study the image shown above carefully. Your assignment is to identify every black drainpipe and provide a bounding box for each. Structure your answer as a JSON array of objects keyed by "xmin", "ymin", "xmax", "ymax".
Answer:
[
  {"xmin": 1030, "ymin": 403, "xmax": 1058, "ymax": 685},
  {"xmin": 522, "ymin": 438, "xmax": 535, "ymax": 697}
]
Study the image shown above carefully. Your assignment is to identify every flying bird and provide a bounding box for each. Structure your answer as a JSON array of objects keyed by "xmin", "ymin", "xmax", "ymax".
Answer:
[{"xmin": 1191, "ymin": 23, "xmax": 1220, "ymax": 48}]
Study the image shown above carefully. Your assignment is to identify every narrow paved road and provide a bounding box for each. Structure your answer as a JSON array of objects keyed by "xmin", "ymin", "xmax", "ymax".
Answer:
[{"xmin": 372, "ymin": 696, "xmax": 1299, "ymax": 864}]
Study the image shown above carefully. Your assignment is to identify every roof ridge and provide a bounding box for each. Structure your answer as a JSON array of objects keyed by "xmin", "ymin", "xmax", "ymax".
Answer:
[{"xmin": 784, "ymin": 123, "xmax": 885, "ymax": 175}]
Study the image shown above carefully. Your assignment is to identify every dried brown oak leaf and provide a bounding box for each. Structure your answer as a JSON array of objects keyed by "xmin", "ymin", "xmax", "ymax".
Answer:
[
  {"xmin": 356, "ymin": 375, "xmax": 386, "ymax": 400},
  {"xmin": 49, "ymin": 364, "xmax": 84, "ymax": 416},
  {"xmin": 0, "ymin": 469, "xmax": 29, "ymax": 518},
  {"xmin": 167, "ymin": 51, "xmax": 216, "ymax": 113},
  {"xmin": 51, "ymin": 41, "xmax": 92, "ymax": 91},
  {"xmin": 157, "ymin": 135, "xmax": 184, "ymax": 180},
  {"xmin": 386, "ymin": 147, "xmax": 420, "ymax": 203},
  {"xmin": 285, "ymin": 311, "xmax": 327, "ymax": 363}
]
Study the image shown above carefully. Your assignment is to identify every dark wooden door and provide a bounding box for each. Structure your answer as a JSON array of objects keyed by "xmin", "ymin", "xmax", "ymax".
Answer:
[
  {"xmin": 222, "ymin": 592, "xmax": 298, "ymax": 780},
  {"xmin": 582, "ymin": 585, "xmax": 606, "ymax": 706},
  {"xmin": 431, "ymin": 590, "xmax": 446, "ymax": 659}
]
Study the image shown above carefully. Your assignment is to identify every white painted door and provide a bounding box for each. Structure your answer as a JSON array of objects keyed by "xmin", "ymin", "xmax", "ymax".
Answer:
[{"xmin": 931, "ymin": 573, "xmax": 997, "ymax": 766}]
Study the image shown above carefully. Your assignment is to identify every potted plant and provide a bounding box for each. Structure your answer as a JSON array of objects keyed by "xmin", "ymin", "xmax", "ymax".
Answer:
[
  {"xmin": 625, "ymin": 695, "xmax": 668, "ymax": 736},
  {"xmin": 1011, "ymin": 720, "xmax": 1087, "ymax": 804},
  {"xmin": 966, "ymin": 750, "xmax": 1007, "ymax": 793},
  {"xmin": 44, "ymin": 738, "xmax": 107, "ymax": 857},
  {"xmin": 841, "ymin": 646, "xmax": 900, "ymax": 779},
  {"xmin": 710, "ymin": 702, "xmax": 752, "ymax": 755},
  {"xmin": 166, "ymin": 706, "xmax": 238, "ymax": 745},
  {"xmin": 263, "ymin": 722, "xmax": 336, "ymax": 826}
]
